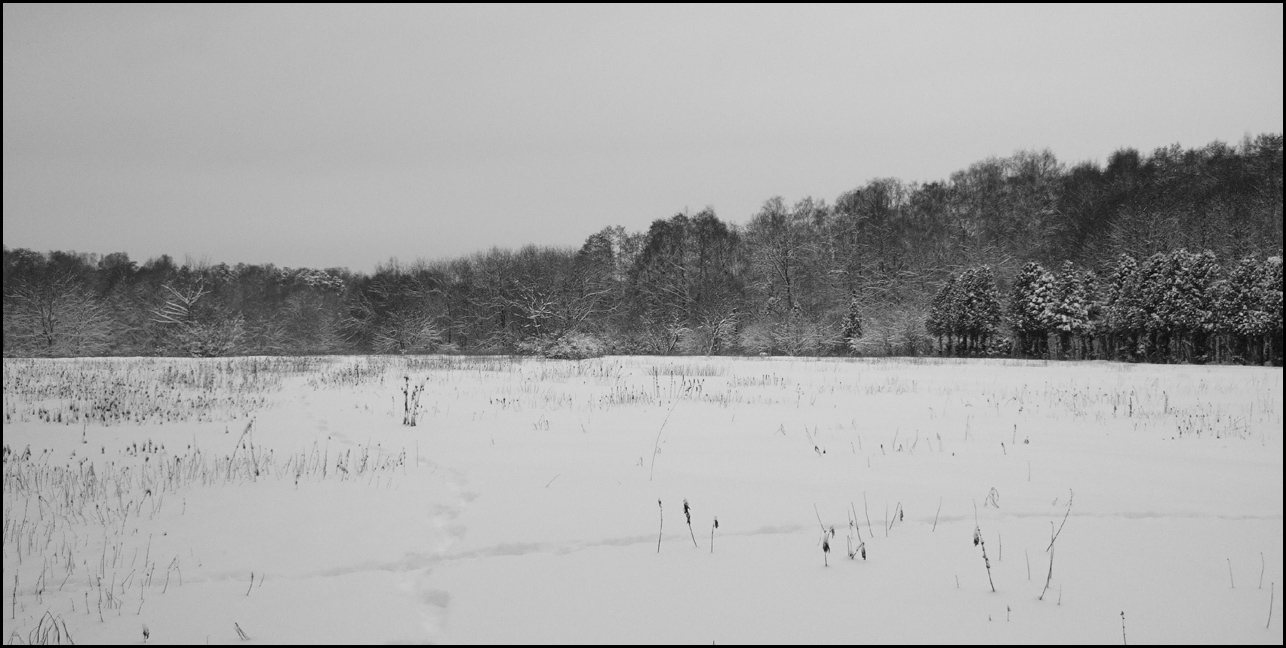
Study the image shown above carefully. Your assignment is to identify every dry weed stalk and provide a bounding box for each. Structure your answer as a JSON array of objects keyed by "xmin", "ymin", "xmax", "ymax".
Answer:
[
  {"xmin": 1041, "ymin": 489, "xmax": 1074, "ymax": 601},
  {"xmin": 684, "ymin": 499, "xmax": 698, "ymax": 548},
  {"xmin": 973, "ymin": 501, "xmax": 995, "ymax": 592},
  {"xmin": 656, "ymin": 500, "xmax": 663, "ymax": 553}
]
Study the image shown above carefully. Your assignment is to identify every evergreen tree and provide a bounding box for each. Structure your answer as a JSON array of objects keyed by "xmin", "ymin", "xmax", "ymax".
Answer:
[
  {"xmin": 1051, "ymin": 261, "xmax": 1092, "ymax": 359},
  {"xmin": 1008, "ymin": 261, "xmax": 1056, "ymax": 358},
  {"xmin": 1133, "ymin": 252, "xmax": 1175, "ymax": 361},
  {"xmin": 957, "ymin": 266, "xmax": 1002, "ymax": 355},
  {"xmin": 927, "ymin": 275, "xmax": 958, "ymax": 355},
  {"xmin": 1261, "ymin": 256, "xmax": 1283, "ymax": 364},
  {"xmin": 1104, "ymin": 254, "xmax": 1145, "ymax": 360},
  {"xmin": 1220, "ymin": 255, "xmax": 1284, "ymax": 364},
  {"xmin": 1157, "ymin": 250, "xmax": 1219, "ymax": 362},
  {"xmin": 841, "ymin": 292, "xmax": 864, "ymax": 353}
]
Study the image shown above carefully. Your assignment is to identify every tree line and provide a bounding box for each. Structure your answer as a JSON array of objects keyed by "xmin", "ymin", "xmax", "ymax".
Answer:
[
  {"xmin": 4, "ymin": 134, "xmax": 1282, "ymax": 364},
  {"xmin": 929, "ymin": 252, "xmax": 1282, "ymax": 364}
]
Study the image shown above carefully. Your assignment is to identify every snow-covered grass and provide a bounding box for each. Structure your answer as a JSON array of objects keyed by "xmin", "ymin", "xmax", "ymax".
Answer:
[{"xmin": 3, "ymin": 355, "xmax": 1282, "ymax": 644}]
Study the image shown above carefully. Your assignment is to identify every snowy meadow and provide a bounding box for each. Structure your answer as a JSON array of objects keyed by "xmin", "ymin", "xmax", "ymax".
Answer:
[{"xmin": 2, "ymin": 355, "xmax": 1282, "ymax": 644}]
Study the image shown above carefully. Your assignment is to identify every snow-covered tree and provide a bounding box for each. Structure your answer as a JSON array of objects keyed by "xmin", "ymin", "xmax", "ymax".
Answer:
[
  {"xmin": 928, "ymin": 266, "xmax": 1001, "ymax": 356},
  {"xmin": 1133, "ymin": 252, "xmax": 1173, "ymax": 361},
  {"xmin": 927, "ymin": 274, "xmax": 958, "ymax": 355},
  {"xmin": 1263, "ymin": 256, "xmax": 1284, "ymax": 364},
  {"xmin": 3, "ymin": 271, "xmax": 113, "ymax": 356},
  {"xmin": 957, "ymin": 266, "xmax": 1002, "ymax": 355},
  {"xmin": 1050, "ymin": 261, "xmax": 1093, "ymax": 358},
  {"xmin": 151, "ymin": 282, "xmax": 246, "ymax": 357},
  {"xmin": 1008, "ymin": 261, "xmax": 1057, "ymax": 357},
  {"xmin": 1103, "ymin": 254, "xmax": 1141, "ymax": 359},
  {"xmin": 841, "ymin": 292, "xmax": 864, "ymax": 353},
  {"xmin": 1217, "ymin": 255, "xmax": 1284, "ymax": 364},
  {"xmin": 1155, "ymin": 250, "xmax": 1219, "ymax": 361}
]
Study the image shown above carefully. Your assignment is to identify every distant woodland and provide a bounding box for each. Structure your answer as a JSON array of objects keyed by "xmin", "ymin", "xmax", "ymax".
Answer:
[{"xmin": 4, "ymin": 135, "xmax": 1282, "ymax": 364}]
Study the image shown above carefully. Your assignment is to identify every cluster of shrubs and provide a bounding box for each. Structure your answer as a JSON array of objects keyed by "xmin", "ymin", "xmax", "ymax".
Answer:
[{"xmin": 515, "ymin": 333, "xmax": 608, "ymax": 360}]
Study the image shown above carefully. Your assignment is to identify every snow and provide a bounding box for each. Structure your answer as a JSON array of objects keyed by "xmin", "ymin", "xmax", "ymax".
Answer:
[{"xmin": 3, "ymin": 355, "xmax": 1282, "ymax": 644}]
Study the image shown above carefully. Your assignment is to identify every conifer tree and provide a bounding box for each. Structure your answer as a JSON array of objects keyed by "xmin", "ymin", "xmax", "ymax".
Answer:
[
  {"xmin": 1104, "ymin": 254, "xmax": 1146, "ymax": 360},
  {"xmin": 1051, "ymin": 261, "xmax": 1092, "ymax": 359},
  {"xmin": 927, "ymin": 274, "xmax": 958, "ymax": 355},
  {"xmin": 1008, "ymin": 261, "xmax": 1056, "ymax": 358},
  {"xmin": 841, "ymin": 292, "xmax": 864, "ymax": 353},
  {"xmin": 958, "ymin": 266, "xmax": 1002, "ymax": 355}
]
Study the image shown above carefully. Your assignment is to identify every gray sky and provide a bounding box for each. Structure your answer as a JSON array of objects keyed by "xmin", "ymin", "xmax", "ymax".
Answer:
[{"xmin": 4, "ymin": 4, "xmax": 1282, "ymax": 273}]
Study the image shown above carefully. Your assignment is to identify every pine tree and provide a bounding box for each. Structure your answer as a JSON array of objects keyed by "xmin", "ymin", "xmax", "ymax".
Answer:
[
  {"xmin": 1172, "ymin": 250, "xmax": 1219, "ymax": 362},
  {"xmin": 1134, "ymin": 252, "xmax": 1177, "ymax": 361},
  {"xmin": 927, "ymin": 275, "xmax": 958, "ymax": 355},
  {"xmin": 1104, "ymin": 254, "xmax": 1146, "ymax": 360},
  {"xmin": 1221, "ymin": 256, "xmax": 1284, "ymax": 364},
  {"xmin": 1051, "ymin": 261, "xmax": 1091, "ymax": 359},
  {"xmin": 958, "ymin": 266, "xmax": 1002, "ymax": 355},
  {"xmin": 1262, "ymin": 256, "xmax": 1283, "ymax": 365},
  {"xmin": 1008, "ymin": 261, "xmax": 1056, "ymax": 358},
  {"xmin": 841, "ymin": 292, "xmax": 864, "ymax": 353}
]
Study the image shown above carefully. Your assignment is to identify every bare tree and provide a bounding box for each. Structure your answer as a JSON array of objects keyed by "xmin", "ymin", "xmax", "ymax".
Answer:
[
  {"xmin": 343, "ymin": 275, "xmax": 444, "ymax": 354},
  {"xmin": 4, "ymin": 271, "xmax": 112, "ymax": 356},
  {"xmin": 151, "ymin": 282, "xmax": 245, "ymax": 356}
]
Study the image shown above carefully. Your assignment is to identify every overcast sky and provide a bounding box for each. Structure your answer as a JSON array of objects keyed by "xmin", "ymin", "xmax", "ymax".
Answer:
[{"xmin": 4, "ymin": 4, "xmax": 1282, "ymax": 273}]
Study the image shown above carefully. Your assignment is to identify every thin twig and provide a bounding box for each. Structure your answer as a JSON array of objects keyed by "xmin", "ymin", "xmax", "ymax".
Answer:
[
  {"xmin": 1040, "ymin": 543, "xmax": 1056, "ymax": 600},
  {"xmin": 851, "ymin": 502, "xmax": 863, "ymax": 544},
  {"xmin": 684, "ymin": 500, "xmax": 698, "ymax": 548},
  {"xmin": 887, "ymin": 502, "xmax": 902, "ymax": 532},
  {"xmin": 1046, "ymin": 489, "xmax": 1073, "ymax": 553},
  {"xmin": 979, "ymin": 533, "xmax": 995, "ymax": 592},
  {"xmin": 648, "ymin": 399, "xmax": 682, "ymax": 481},
  {"xmin": 656, "ymin": 500, "xmax": 663, "ymax": 553},
  {"xmin": 973, "ymin": 501, "xmax": 995, "ymax": 592},
  {"xmin": 863, "ymin": 492, "xmax": 872, "ymax": 532}
]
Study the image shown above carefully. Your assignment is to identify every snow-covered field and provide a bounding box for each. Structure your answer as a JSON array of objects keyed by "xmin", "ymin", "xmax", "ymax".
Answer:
[{"xmin": 3, "ymin": 355, "xmax": 1282, "ymax": 644}]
